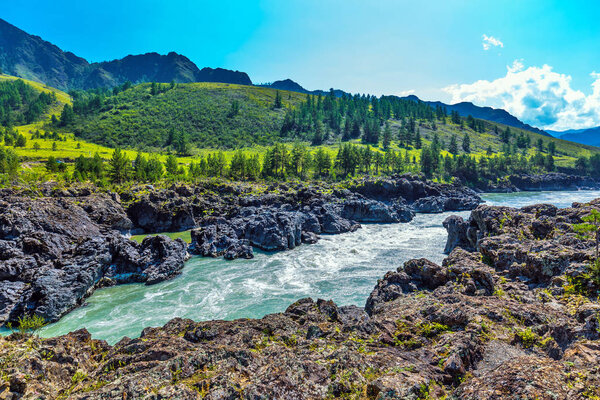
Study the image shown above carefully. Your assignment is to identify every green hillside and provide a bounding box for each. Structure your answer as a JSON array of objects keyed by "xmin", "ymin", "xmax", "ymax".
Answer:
[
  {"xmin": 63, "ymin": 82, "xmax": 308, "ymax": 149},
  {"xmin": 2, "ymin": 76, "xmax": 600, "ymax": 188},
  {"xmin": 55, "ymin": 82, "xmax": 441, "ymax": 151},
  {"xmin": 54, "ymin": 81, "xmax": 599, "ymax": 161}
]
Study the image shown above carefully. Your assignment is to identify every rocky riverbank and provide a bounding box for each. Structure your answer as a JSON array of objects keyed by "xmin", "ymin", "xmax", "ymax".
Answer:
[
  {"xmin": 0, "ymin": 192, "xmax": 189, "ymax": 326},
  {"xmin": 2, "ymin": 197, "xmax": 600, "ymax": 398},
  {"xmin": 0, "ymin": 175, "xmax": 480, "ymax": 325},
  {"xmin": 480, "ymin": 172, "xmax": 600, "ymax": 193},
  {"xmin": 140, "ymin": 175, "xmax": 480, "ymax": 260}
]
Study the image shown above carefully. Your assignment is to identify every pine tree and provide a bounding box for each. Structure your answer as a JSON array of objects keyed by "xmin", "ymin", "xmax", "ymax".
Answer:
[
  {"xmin": 229, "ymin": 150, "xmax": 247, "ymax": 179},
  {"xmin": 342, "ymin": 119, "xmax": 352, "ymax": 141},
  {"xmin": 382, "ymin": 122, "xmax": 392, "ymax": 150},
  {"xmin": 351, "ymin": 120, "xmax": 361, "ymax": 139},
  {"xmin": 273, "ymin": 90, "xmax": 282, "ymax": 108},
  {"xmin": 313, "ymin": 148, "xmax": 331, "ymax": 177},
  {"xmin": 59, "ymin": 104, "xmax": 75, "ymax": 126},
  {"xmin": 462, "ymin": 133, "xmax": 471, "ymax": 153},
  {"xmin": 290, "ymin": 143, "xmax": 308, "ymax": 177},
  {"xmin": 165, "ymin": 154, "xmax": 179, "ymax": 176},
  {"xmin": 174, "ymin": 132, "xmax": 189, "ymax": 155},
  {"xmin": 45, "ymin": 156, "xmax": 59, "ymax": 173},
  {"xmin": 312, "ymin": 121, "xmax": 324, "ymax": 145},
  {"xmin": 420, "ymin": 146, "xmax": 434, "ymax": 177},
  {"xmin": 108, "ymin": 148, "xmax": 130, "ymax": 184},
  {"xmin": 501, "ymin": 127, "xmax": 511, "ymax": 143},
  {"xmin": 537, "ymin": 138, "xmax": 545, "ymax": 152},
  {"xmin": 448, "ymin": 135, "xmax": 458, "ymax": 154},
  {"xmin": 415, "ymin": 130, "xmax": 422, "ymax": 149},
  {"xmin": 134, "ymin": 152, "xmax": 148, "ymax": 181}
]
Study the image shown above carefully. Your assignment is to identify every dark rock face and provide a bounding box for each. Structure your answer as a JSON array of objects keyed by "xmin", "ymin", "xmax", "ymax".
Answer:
[
  {"xmin": 189, "ymin": 200, "xmax": 409, "ymax": 259},
  {"xmin": 0, "ymin": 176, "xmax": 481, "ymax": 323},
  {"xmin": 0, "ymin": 193, "xmax": 188, "ymax": 324},
  {"xmin": 340, "ymin": 199, "xmax": 413, "ymax": 222},
  {"xmin": 5, "ymin": 201, "xmax": 600, "ymax": 398},
  {"xmin": 442, "ymin": 215, "xmax": 475, "ymax": 253},
  {"xmin": 190, "ymin": 222, "xmax": 253, "ymax": 259}
]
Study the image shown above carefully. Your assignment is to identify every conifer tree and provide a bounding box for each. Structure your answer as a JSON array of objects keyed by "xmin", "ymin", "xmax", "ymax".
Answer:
[
  {"xmin": 108, "ymin": 148, "xmax": 130, "ymax": 184},
  {"xmin": 273, "ymin": 90, "xmax": 282, "ymax": 108},
  {"xmin": 462, "ymin": 133, "xmax": 471, "ymax": 153},
  {"xmin": 382, "ymin": 122, "xmax": 392, "ymax": 150},
  {"xmin": 448, "ymin": 134, "xmax": 458, "ymax": 154},
  {"xmin": 415, "ymin": 130, "xmax": 422, "ymax": 149}
]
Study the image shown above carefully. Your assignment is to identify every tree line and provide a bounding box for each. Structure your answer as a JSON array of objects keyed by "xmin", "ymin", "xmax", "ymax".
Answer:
[{"xmin": 44, "ymin": 141, "xmax": 557, "ymax": 187}]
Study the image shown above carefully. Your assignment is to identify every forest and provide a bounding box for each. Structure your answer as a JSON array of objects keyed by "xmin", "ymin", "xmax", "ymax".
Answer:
[{"xmin": 0, "ymin": 79, "xmax": 56, "ymax": 126}]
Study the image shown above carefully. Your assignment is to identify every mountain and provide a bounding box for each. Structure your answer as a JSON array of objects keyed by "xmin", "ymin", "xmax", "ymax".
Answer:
[
  {"xmin": 545, "ymin": 126, "xmax": 600, "ymax": 147},
  {"xmin": 0, "ymin": 18, "xmax": 88, "ymax": 90},
  {"xmin": 0, "ymin": 18, "xmax": 251, "ymax": 90},
  {"xmin": 401, "ymin": 95, "xmax": 551, "ymax": 137},
  {"xmin": 260, "ymin": 79, "xmax": 346, "ymax": 97},
  {"xmin": 85, "ymin": 53, "xmax": 252, "ymax": 89}
]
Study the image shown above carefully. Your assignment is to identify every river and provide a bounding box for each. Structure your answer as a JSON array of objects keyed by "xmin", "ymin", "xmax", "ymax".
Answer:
[{"xmin": 37, "ymin": 190, "xmax": 600, "ymax": 344}]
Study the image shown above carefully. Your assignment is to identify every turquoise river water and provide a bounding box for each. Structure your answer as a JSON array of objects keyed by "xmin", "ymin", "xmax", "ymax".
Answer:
[{"xmin": 33, "ymin": 190, "xmax": 600, "ymax": 344}]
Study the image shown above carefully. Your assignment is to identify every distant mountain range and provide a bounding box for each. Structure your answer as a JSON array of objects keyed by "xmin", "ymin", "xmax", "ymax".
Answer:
[
  {"xmin": 0, "ymin": 18, "xmax": 251, "ymax": 90},
  {"xmin": 399, "ymin": 95, "xmax": 551, "ymax": 137},
  {"xmin": 546, "ymin": 127, "xmax": 600, "ymax": 147},
  {"xmin": 0, "ymin": 17, "xmax": 574, "ymax": 139}
]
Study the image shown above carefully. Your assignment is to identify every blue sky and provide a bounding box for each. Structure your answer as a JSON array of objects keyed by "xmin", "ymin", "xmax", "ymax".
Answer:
[{"xmin": 4, "ymin": 0, "xmax": 600, "ymax": 130}]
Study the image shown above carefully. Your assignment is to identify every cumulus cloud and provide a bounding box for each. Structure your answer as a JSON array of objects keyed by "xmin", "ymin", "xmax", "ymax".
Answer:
[
  {"xmin": 482, "ymin": 34, "xmax": 504, "ymax": 51},
  {"xmin": 443, "ymin": 61, "xmax": 600, "ymax": 130}
]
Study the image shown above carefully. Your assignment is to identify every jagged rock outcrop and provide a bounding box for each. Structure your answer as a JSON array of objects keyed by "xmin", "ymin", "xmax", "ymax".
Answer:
[
  {"xmin": 138, "ymin": 177, "xmax": 480, "ymax": 259},
  {"xmin": 0, "ymin": 193, "xmax": 188, "ymax": 325}
]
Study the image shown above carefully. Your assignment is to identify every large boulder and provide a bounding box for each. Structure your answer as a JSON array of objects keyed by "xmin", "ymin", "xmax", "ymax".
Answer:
[
  {"xmin": 341, "ymin": 199, "xmax": 413, "ymax": 223},
  {"xmin": 443, "ymin": 215, "xmax": 475, "ymax": 253},
  {"xmin": 190, "ymin": 223, "xmax": 252, "ymax": 259}
]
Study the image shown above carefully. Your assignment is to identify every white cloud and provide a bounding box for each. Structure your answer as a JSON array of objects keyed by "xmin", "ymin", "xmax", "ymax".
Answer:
[
  {"xmin": 443, "ymin": 61, "xmax": 600, "ymax": 130},
  {"xmin": 482, "ymin": 34, "xmax": 504, "ymax": 51},
  {"xmin": 507, "ymin": 59, "xmax": 524, "ymax": 73},
  {"xmin": 398, "ymin": 89, "xmax": 415, "ymax": 96}
]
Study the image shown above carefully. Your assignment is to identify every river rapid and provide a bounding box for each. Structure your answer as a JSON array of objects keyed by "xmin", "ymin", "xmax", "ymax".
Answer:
[{"xmin": 37, "ymin": 190, "xmax": 600, "ymax": 344}]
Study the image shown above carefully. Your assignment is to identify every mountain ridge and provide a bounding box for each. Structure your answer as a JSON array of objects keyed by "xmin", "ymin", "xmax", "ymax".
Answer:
[
  {"xmin": 545, "ymin": 126, "xmax": 600, "ymax": 147},
  {"xmin": 400, "ymin": 95, "xmax": 550, "ymax": 137},
  {"xmin": 259, "ymin": 78, "xmax": 346, "ymax": 97},
  {"xmin": 0, "ymin": 18, "xmax": 251, "ymax": 90}
]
